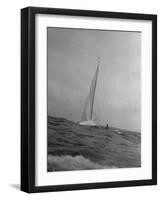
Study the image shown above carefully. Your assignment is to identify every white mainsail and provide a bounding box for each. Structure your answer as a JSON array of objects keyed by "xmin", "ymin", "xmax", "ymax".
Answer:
[{"xmin": 79, "ymin": 58, "xmax": 100, "ymax": 126}]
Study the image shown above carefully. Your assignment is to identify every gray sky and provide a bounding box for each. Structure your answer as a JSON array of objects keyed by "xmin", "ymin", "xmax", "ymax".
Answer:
[{"xmin": 47, "ymin": 27, "xmax": 141, "ymax": 131}]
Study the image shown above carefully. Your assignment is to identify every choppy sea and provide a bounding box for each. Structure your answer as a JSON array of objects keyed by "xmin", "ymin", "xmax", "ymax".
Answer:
[{"xmin": 47, "ymin": 116, "xmax": 141, "ymax": 172}]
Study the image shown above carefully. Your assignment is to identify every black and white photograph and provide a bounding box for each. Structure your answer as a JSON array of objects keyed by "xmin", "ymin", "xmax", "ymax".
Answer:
[
  {"xmin": 20, "ymin": 7, "xmax": 157, "ymax": 193},
  {"xmin": 47, "ymin": 27, "xmax": 141, "ymax": 172}
]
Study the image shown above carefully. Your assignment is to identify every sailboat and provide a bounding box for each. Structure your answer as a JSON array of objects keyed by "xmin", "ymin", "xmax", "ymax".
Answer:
[{"xmin": 79, "ymin": 57, "xmax": 100, "ymax": 126}]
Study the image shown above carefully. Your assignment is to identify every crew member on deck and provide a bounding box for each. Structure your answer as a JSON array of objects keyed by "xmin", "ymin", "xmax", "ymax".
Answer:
[{"xmin": 106, "ymin": 123, "xmax": 109, "ymax": 129}]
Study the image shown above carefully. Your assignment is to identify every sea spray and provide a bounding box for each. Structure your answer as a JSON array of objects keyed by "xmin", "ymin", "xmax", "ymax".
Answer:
[{"xmin": 48, "ymin": 155, "xmax": 116, "ymax": 171}]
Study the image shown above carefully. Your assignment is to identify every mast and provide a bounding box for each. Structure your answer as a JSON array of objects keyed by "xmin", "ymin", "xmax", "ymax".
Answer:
[{"xmin": 90, "ymin": 57, "xmax": 100, "ymax": 119}]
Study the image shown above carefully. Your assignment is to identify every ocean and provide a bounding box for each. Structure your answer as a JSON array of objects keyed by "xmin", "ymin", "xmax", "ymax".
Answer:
[{"xmin": 47, "ymin": 116, "xmax": 141, "ymax": 172}]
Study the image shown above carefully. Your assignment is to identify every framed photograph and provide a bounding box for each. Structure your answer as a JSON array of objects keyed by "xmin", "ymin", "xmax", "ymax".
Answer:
[{"xmin": 21, "ymin": 7, "xmax": 157, "ymax": 193}]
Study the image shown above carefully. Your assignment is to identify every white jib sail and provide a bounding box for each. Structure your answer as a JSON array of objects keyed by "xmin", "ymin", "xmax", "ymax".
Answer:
[{"xmin": 79, "ymin": 58, "xmax": 100, "ymax": 126}]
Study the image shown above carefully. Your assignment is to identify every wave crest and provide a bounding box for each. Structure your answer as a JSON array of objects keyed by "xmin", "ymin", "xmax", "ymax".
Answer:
[{"xmin": 48, "ymin": 155, "xmax": 116, "ymax": 171}]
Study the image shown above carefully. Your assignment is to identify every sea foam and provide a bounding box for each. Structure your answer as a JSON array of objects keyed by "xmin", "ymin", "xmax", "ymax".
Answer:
[{"xmin": 48, "ymin": 154, "xmax": 116, "ymax": 171}]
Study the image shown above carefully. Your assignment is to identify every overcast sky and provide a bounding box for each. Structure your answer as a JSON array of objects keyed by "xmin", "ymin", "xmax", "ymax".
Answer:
[{"xmin": 47, "ymin": 27, "xmax": 141, "ymax": 131}]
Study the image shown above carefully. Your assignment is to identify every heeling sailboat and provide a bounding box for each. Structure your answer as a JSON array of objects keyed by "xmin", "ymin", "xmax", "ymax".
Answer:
[{"xmin": 79, "ymin": 57, "xmax": 100, "ymax": 126}]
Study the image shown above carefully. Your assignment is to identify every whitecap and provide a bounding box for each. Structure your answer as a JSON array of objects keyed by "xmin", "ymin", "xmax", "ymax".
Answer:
[{"xmin": 48, "ymin": 154, "xmax": 117, "ymax": 171}]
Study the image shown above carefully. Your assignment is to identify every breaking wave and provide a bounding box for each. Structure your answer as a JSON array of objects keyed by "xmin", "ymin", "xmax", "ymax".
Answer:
[{"xmin": 48, "ymin": 155, "xmax": 116, "ymax": 171}]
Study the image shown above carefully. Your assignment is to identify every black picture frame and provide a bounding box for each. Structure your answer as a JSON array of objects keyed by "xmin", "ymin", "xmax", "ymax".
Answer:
[{"xmin": 21, "ymin": 6, "xmax": 157, "ymax": 193}]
